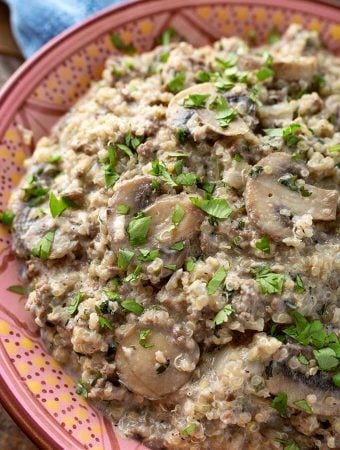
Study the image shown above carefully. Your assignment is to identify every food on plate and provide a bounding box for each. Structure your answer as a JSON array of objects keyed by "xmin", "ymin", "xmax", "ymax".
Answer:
[{"xmin": 6, "ymin": 24, "xmax": 340, "ymax": 449}]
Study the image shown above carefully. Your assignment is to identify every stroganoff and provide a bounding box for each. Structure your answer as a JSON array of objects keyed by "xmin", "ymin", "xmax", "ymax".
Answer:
[{"xmin": 4, "ymin": 25, "xmax": 340, "ymax": 449}]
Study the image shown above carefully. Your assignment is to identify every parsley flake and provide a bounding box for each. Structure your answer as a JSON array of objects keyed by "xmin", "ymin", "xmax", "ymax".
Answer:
[
  {"xmin": 207, "ymin": 266, "xmax": 226, "ymax": 295},
  {"xmin": 214, "ymin": 304, "xmax": 234, "ymax": 325},
  {"xmin": 68, "ymin": 292, "xmax": 85, "ymax": 316},
  {"xmin": 170, "ymin": 242, "xmax": 185, "ymax": 251},
  {"xmin": 183, "ymin": 94, "xmax": 210, "ymax": 109},
  {"xmin": 329, "ymin": 144, "xmax": 340, "ymax": 153},
  {"xmin": 256, "ymin": 66, "xmax": 275, "ymax": 81},
  {"xmin": 117, "ymin": 204, "xmax": 130, "ymax": 215},
  {"xmin": 137, "ymin": 248, "xmax": 159, "ymax": 262},
  {"xmin": 111, "ymin": 33, "xmax": 136, "ymax": 54},
  {"xmin": 31, "ymin": 229, "xmax": 55, "ymax": 260},
  {"xmin": 117, "ymin": 248, "xmax": 134, "ymax": 270},
  {"xmin": 167, "ymin": 71, "xmax": 186, "ymax": 94},
  {"xmin": 255, "ymin": 235, "xmax": 270, "ymax": 254},
  {"xmin": 180, "ymin": 423, "xmax": 196, "ymax": 438},
  {"xmin": 175, "ymin": 172, "xmax": 198, "ymax": 186},
  {"xmin": 121, "ymin": 299, "xmax": 144, "ymax": 316},
  {"xmin": 49, "ymin": 192, "xmax": 73, "ymax": 218},
  {"xmin": 139, "ymin": 329, "xmax": 154, "ymax": 348},
  {"xmin": 0, "ymin": 210, "xmax": 15, "ymax": 226},
  {"xmin": 293, "ymin": 274, "xmax": 305, "ymax": 293},
  {"xmin": 313, "ymin": 347, "xmax": 339, "ymax": 371},
  {"xmin": 172, "ymin": 204, "xmax": 185, "ymax": 227},
  {"xmin": 271, "ymin": 392, "xmax": 288, "ymax": 416},
  {"xmin": 76, "ymin": 380, "xmax": 88, "ymax": 398},
  {"xmin": 252, "ymin": 266, "xmax": 285, "ymax": 295},
  {"xmin": 190, "ymin": 197, "xmax": 232, "ymax": 219},
  {"xmin": 150, "ymin": 160, "xmax": 176, "ymax": 187},
  {"xmin": 7, "ymin": 285, "xmax": 28, "ymax": 295},
  {"xmin": 185, "ymin": 258, "xmax": 195, "ymax": 272},
  {"xmin": 128, "ymin": 214, "xmax": 152, "ymax": 246},
  {"xmin": 294, "ymin": 399, "xmax": 313, "ymax": 414}
]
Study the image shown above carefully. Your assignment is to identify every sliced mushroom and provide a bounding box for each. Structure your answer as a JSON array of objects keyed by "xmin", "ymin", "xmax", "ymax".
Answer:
[
  {"xmin": 257, "ymin": 102, "xmax": 294, "ymax": 128},
  {"xmin": 166, "ymin": 82, "xmax": 249, "ymax": 139},
  {"xmin": 245, "ymin": 152, "xmax": 338, "ymax": 241},
  {"xmin": 108, "ymin": 189, "xmax": 203, "ymax": 273},
  {"xmin": 107, "ymin": 176, "xmax": 159, "ymax": 252},
  {"xmin": 267, "ymin": 361, "xmax": 340, "ymax": 417},
  {"xmin": 116, "ymin": 323, "xmax": 200, "ymax": 399},
  {"xmin": 238, "ymin": 55, "xmax": 318, "ymax": 82}
]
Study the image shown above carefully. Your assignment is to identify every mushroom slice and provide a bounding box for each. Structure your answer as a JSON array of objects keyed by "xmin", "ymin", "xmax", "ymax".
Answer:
[
  {"xmin": 267, "ymin": 362, "xmax": 340, "ymax": 417},
  {"xmin": 238, "ymin": 55, "xmax": 318, "ymax": 82},
  {"xmin": 257, "ymin": 102, "xmax": 294, "ymax": 128},
  {"xmin": 166, "ymin": 82, "xmax": 249, "ymax": 139},
  {"xmin": 142, "ymin": 194, "xmax": 204, "ymax": 270},
  {"xmin": 245, "ymin": 152, "xmax": 338, "ymax": 241},
  {"xmin": 107, "ymin": 176, "xmax": 158, "ymax": 251},
  {"xmin": 116, "ymin": 323, "xmax": 200, "ymax": 399}
]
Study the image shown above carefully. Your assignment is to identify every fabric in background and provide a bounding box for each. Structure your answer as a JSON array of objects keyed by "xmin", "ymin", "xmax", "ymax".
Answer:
[{"xmin": 5, "ymin": 0, "xmax": 124, "ymax": 58}]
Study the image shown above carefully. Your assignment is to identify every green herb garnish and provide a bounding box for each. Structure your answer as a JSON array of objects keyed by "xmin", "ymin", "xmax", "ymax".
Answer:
[
  {"xmin": 172, "ymin": 204, "xmax": 185, "ymax": 227},
  {"xmin": 185, "ymin": 258, "xmax": 195, "ymax": 272},
  {"xmin": 139, "ymin": 329, "xmax": 154, "ymax": 348},
  {"xmin": 183, "ymin": 94, "xmax": 210, "ymax": 109},
  {"xmin": 76, "ymin": 380, "xmax": 88, "ymax": 398},
  {"xmin": 255, "ymin": 235, "xmax": 270, "ymax": 254},
  {"xmin": 175, "ymin": 172, "xmax": 198, "ymax": 186},
  {"xmin": 117, "ymin": 204, "xmax": 130, "ymax": 215},
  {"xmin": 127, "ymin": 214, "xmax": 152, "ymax": 246},
  {"xmin": 0, "ymin": 210, "xmax": 15, "ymax": 226},
  {"xmin": 137, "ymin": 248, "xmax": 159, "ymax": 262},
  {"xmin": 68, "ymin": 292, "xmax": 85, "ymax": 316},
  {"xmin": 117, "ymin": 249, "xmax": 134, "ymax": 270},
  {"xmin": 170, "ymin": 241, "xmax": 185, "ymax": 251},
  {"xmin": 293, "ymin": 274, "xmax": 305, "ymax": 293},
  {"xmin": 271, "ymin": 392, "xmax": 288, "ymax": 416},
  {"xmin": 190, "ymin": 197, "xmax": 232, "ymax": 219},
  {"xmin": 7, "ymin": 285, "xmax": 28, "ymax": 295},
  {"xmin": 294, "ymin": 399, "xmax": 313, "ymax": 414},
  {"xmin": 214, "ymin": 304, "xmax": 234, "ymax": 325},
  {"xmin": 167, "ymin": 71, "xmax": 186, "ymax": 94},
  {"xmin": 252, "ymin": 266, "xmax": 285, "ymax": 295},
  {"xmin": 111, "ymin": 33, "xmax": 136, "ymax": 54},
  {"xmin": 180, "ymin": 423, "xmax": 196, "ymax": 438},
  {"xmin": 121, "ymin": 299, "xmax": 144, "ymax": 315},
  {"xmin": 150, "ymin": 160, "xmax": 177, "ymax": 186},
  {"xmin": 207, "ymin": 266, "xmax": 226, "ymax": 295},
  {"xmin": 31, "ymin": 229, "xmax": 55, "ymax": 260},
  {"xmin": 49, "ymin": 192, "xmax": 73, "ymax": 218}
]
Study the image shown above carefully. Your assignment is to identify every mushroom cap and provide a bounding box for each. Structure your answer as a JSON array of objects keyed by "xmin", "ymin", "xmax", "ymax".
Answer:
[
  {"xmin": 116, "ymin": 323, "xmax": 200, "ymax": 399},
  {"xmin": 267, "ymin": 362, "xmax": 340, "ymax": 417},
  {"xmin": 166, "ymin": 82, "xmax": 249, "ymax": 138},
  {"xmin": 245, "ymin": 152, "xmax": 338, "ymax": 241}
]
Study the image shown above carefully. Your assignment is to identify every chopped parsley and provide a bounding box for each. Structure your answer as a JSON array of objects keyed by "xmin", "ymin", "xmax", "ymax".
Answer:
[
  {"xmin": 313, "ymin": 347, "xmax": 339, "ymax": 371},
  {"xmin": 95, "ymin": 307, "xmax": 114, "ymax": 330},
  {"xmin": 170, "ymin": 241, "xmax": 185, "ymax": 251},
  {"xmin": 68, "ymin": 292, "xmax": 85, "ymax": 316},
  {"xmin": 278, "ymin": 174, "xmax": 311, "ymax": 197},
  {"xmin": 7, "ymin": 285, "xmax": 28, "ymax": 295},
  {"xmin": 23, "ymin": 184, "xmax": 49, "ymax": 206},
  {"xmin": 111, "ymin": 33, "xmax": 136, "ymax": 54},
  {"xmin": 210, "ymin": 95, "xmax": 237, "ymax": 128},
  {"xmin": 215, "ymin": 54, "xmax": 238, "ymax": 69},
  {"xmin": 329, "ymin": 144, "xmax": 340, "ymax": 153},
  {"xmin": 183, "ymin": 94, "xmax": 210, "ymax": 109},
  {"xmin": 255, "ymin": 235, "xmax": 270, "ymax": 254},
  {"xmin": 175, "ymin": 172, "xmax": 198, "ymax": 186},
  {"xmin": 127, "ymin": 213, "xmax": 152, "ymax": 246},
  {"xmin": 297, "ymin": 354, "xmax": 309, "ymax": 365},
  {"xmin": 252, "ymin": 266, "xmax": 285, "ymax": 295},
  {"xmin": 172, "ymin": 204, "xmax": 185, "ymax": 227},
  {"xmin": 332, "ymin": 373, "xmax": 340, "ymax": 388},
  {"xmin": 49, "ymin": 192, "xmax": 73, "ymax": 218},
  {"xmin": 117, "ymin": 248, "xmax": 134, "ymax": 270},
  {"xmin": 275, "ymin": 438, "xmax": 300, "ymax": 450},
  {"xmin": 214, "ymin": 304, "xmax": 234, "ymax": 325},
  {"xmin": 249, "ymin": 165, "xmax": 263, "ymax": 177},
  {"xmin": 294, "ymin": 399, "xmax": 313, "ymax": 414},
  {"xmin": 164, "ymin": 263, "xmax": 177, "ymax": 271},
  {"xmin": 264, "ymin": 123, "xmax": 301, "ymax": 147},
  {"xmin": 267, "ymin": 27, "xmax": 281, "ymax": 44},
  {"xmin": 0, "ymin": 210, "xmax": 15, "ymax": 226},
  {"xmin": 207, "ymin": 266, "xmax": 226, "ymax": 295},
  {"xmin": 48, "ymin": 155, "xmax": 61, "ymax": 164},
  {"xmin": 180, "ymin": 423, "xmax": 196, "ymax": 438},
  {"xmin": 121, "ymin": 299, "xmax": 144, "ymax": 315},
  {"xmin": 137, "ymin": 248, "xmax": 159, "ymax": 262},
  {"xmin": 167, "ymin": 71, "xmax": 186, "ymax": 94},
  {"xmin": 271, "ymin": 392, "xmax": 288, "ymax": 416},
  {"xmin": 104, "ymin": 290, "xmax": 120, "ymax": 301},
  {"xmin": 293, "ymin": 274, "xmax": 305, "ymax": 293},
  {"xmin": 117, "ymin": 203, "xmax": 130, "ymax": 215},
  {"xmin": 176, "ymin": 128, "xmax": 189, "ymax": 145},
  {"xmin": 233, "ymin": 153, "xmax": 242, "ymax": 162},
  {"xmin": 256, "ymin": 66, "xmax": 275, "ymax": 81},
  {"xmin": 139, "ymin": 329, "xmax": 154, "ymax": 348},
  {"xmin": 159, "ymin": 27, "xmax": 177, "ymax": 45},
  {"xmin": 124, "ymin": 264, "xmax": 142, "ymax": 283},
  {"xmin": 190, "ymin": 197, "xmax": 232, "ymax": 219},
  {"xmin": 196, "ymin": 71, "xmax": 212, "ymax": 83},
  {"xmin": 104, "ymin": 145, "xmax": 119, "ymax": 188},
  {"xmin": 75, "ymin": 380, "xmax": 88, "ymax": 398},
  {"xmin": 150, "ymin": 160, "xmax": 176, "ymax": 186},
  {"xmin": 31, "ymin": 229, "xmax": 55, "ymax": 260},
  {"xmin": 185, "ymin": 258, "xmax": 195, "ymax": 272}
]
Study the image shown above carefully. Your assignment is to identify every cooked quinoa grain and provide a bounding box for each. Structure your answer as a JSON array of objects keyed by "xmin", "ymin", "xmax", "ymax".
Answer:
[{"xmin": 8, "ymin": 25, "xmax": 340, "ymax": 449}]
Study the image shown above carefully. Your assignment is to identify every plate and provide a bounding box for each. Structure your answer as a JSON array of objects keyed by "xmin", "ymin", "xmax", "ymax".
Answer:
[{"xmin": 0, "ymin": 0, "xmax": 339, "ymax": 448}]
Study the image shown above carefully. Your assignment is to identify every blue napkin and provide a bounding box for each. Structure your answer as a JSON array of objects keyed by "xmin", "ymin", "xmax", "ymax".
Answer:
[{"xmin": 6, "ymin": 0, "xmax": 124, "ymax": 58}]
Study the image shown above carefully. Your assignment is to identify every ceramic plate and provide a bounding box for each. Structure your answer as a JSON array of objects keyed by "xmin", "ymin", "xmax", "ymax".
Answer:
[{"xmin": 0, "ymin": 0, "xmax": 339, "ymax": 448}]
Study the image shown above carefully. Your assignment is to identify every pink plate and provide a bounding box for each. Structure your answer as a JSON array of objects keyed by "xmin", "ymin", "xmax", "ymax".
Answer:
[{"xmin": 0, "ymin": 0, "xmax": 339, "ymax": 448}]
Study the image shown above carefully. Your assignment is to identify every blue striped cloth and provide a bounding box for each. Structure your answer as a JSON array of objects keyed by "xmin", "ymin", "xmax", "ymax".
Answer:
[{"xmin": 5, "ymin": 0, "xmax": 124, "ymax": 58}]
